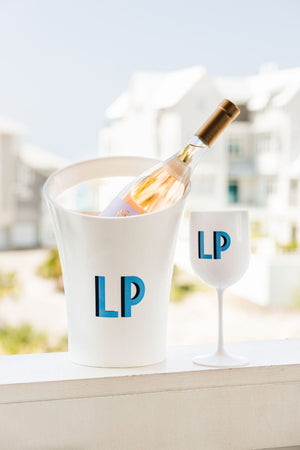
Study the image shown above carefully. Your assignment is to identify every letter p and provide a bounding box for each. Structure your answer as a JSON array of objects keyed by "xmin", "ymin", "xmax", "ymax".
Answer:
[
  {"xmin": 214, "ymin": 231, "xmax": 231, "ymax": 259},
  {"xmin": 121, "ymin": 276, "xmax": 145, "ymax": 317}
]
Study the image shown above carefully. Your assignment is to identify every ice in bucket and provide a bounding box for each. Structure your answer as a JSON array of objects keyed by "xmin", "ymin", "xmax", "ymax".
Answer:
[{"xmin": 44, "ymin": 156, "xmax": 188, "ymax": 367}]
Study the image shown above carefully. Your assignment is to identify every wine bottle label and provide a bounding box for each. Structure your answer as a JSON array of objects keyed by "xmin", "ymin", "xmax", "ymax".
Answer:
[{"xmin": 100, "ymin": 197, "xmax": 141, "ymax": 217}]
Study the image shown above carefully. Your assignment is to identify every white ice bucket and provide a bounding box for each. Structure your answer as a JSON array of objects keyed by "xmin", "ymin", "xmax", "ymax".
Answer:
[{"xmin": 44, "ymin": 156, "xmax": 188, "ymax": 367}]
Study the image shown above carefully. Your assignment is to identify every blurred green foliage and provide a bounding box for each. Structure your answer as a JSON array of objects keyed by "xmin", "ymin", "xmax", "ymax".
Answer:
[
  {"xmin": 37, "ymin": 248, "xmax": 64, "ymax": 291},
  {"xmin": 0, "ymin": 269, "xmax": 19, "ymax": 299},
  {"xmin": 276, "ymin": 238, "xmax": 298, "ymax": 253},
  {"xmin": 0, "ymin": 323, "xmax": 68, "ymax": 355},
  {"xmin": 291, "ymin": 291, "xmax": 300, "ymax": 309},
  {"xmin": 250, "ymin": 221, "xmax": 266, "ymax": 239},
  {"xmin": 170, "ymin": 265, "xmax": 211, "ymax": 302},
  {"xmin": 37, "ymin": 248, "xmax": 62, "ymax": 279}
]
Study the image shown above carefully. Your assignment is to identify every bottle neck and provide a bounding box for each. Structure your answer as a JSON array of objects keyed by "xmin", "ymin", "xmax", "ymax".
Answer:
[{"xmin": 176, "ymin": 135, "xmax": 208, "ymax": 171}]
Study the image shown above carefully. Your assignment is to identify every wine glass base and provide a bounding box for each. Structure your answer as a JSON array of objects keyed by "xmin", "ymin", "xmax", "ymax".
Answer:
[{"xmin": 193, "ymin": 352, "xmax": 249, "ymax": 368}]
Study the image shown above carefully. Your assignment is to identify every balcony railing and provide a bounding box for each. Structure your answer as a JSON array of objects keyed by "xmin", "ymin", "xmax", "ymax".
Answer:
[{"xmin": 1, "ymin": 339, "xmax": 300, "ymax": 449}]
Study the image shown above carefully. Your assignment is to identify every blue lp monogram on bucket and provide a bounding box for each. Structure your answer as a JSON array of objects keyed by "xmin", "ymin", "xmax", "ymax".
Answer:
[
  {"xmin": 95, "ymin": 276, "xmax": 145, "ymax": 318},
  {"xmin": 198, "ymin": 231, "xmax": 231, "ymax": 260}
]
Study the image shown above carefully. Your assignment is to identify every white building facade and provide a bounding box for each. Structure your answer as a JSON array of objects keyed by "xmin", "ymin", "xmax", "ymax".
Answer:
[
  {"xmin": 0, "ymin": 117, "xmax": 65, "ymax": 250},
  {"xmin": 99, "ymin": 65, "xmax": 300, "ymax": 306},
  {"xmin": 99, "ymin": 65, "xmax": 300, "ymax": 244}
]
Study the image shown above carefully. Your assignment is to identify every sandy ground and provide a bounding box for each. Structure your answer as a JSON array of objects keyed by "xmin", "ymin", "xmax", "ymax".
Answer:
[{"xmin": 0, "ymin": 249, "xmax": 300, "ymax": 346}]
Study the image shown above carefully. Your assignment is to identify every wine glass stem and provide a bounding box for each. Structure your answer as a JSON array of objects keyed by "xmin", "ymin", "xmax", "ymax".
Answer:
[{"xmin": 217, "ymin": 288, "xmax": 225, "ymax": 356}]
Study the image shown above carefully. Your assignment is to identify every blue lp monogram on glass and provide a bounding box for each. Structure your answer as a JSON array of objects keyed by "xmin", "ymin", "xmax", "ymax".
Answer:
[
  {"xmin": 198, "ymin": 231, "xmax": 231, "ymax": 260},
  {"xmin": 95, "ymin": 276, "xmax": 145, "ymax": 318}
]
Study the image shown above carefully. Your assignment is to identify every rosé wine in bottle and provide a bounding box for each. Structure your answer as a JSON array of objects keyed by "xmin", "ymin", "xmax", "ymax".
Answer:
[{"xmin": 100, "ymin": 99, "xmax": 239, "ymax": 217}]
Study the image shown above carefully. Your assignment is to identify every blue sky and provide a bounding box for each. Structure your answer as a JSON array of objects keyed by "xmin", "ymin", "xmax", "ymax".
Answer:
[{"xmin": 0, "ymin": 0, "xmax": 299, "ymax": 161}]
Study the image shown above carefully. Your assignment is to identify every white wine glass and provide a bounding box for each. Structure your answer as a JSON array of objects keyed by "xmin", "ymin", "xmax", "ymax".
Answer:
[{"xmin": 190, "ymin": 210, "xmax": 250, "ymax": 367}]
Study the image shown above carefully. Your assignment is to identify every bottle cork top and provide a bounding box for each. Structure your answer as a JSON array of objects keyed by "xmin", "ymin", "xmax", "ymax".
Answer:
[{"xmin": 196, "ymin": 99, "xmax": 240, "ymax": 146}]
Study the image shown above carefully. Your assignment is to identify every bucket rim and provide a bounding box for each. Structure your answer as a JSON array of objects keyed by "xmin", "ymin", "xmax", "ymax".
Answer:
[{"xmin": 43, "ymin": 155, "xmax": 191, "ymax": 220}]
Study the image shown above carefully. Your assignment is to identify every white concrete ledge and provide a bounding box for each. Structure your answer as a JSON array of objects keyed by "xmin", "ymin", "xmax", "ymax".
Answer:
[{"xmin": 1, "ymin": 340, "xmax": 300, "ymax": 449}]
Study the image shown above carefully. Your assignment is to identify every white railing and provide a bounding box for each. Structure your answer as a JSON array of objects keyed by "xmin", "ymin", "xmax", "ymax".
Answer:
[{"xmin": 1, "ymin": 340, "xmax": 300, "ymax": 449}]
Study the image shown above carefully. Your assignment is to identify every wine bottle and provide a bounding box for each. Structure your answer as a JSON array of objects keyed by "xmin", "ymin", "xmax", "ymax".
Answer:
[{"xmin": 100, "ymin": 99, "xmax": 239, "ymax": 217}]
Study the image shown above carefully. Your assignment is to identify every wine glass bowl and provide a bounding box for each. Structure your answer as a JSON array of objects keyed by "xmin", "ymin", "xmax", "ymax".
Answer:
[{"xmin": 190, "ymin": 211, "xmax": 250, "ymax": 290}]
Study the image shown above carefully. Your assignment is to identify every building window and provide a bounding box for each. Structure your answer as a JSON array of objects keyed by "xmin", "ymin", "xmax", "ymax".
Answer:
[
  {"xmin": 17, "ymin": 165, "xmax": 35, "ymax": 201},
  {"xmin": 291, "ymin": 224, "xmax": 297, "ymax": 242},
  {"xmin": 289, "ymin": 180, "xmax": 299, "ymax": 206},
  {"xmin": 255, "ymin": 134, "xmax": 271, "ymax": 153},
  {"xmin": 228, "ymin": 181, "xmax": 239, "ymax": 203},
  {"xmin": 267, "ymin": 176, "xmax": 277, "ymax": 195},
  {"xmin": 235, "ymin": 104, "xmax": 249, "ymax": 122},
  {"xmin": 228, "ymin": 138, "xmax": 242, "ymax": 157}
]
